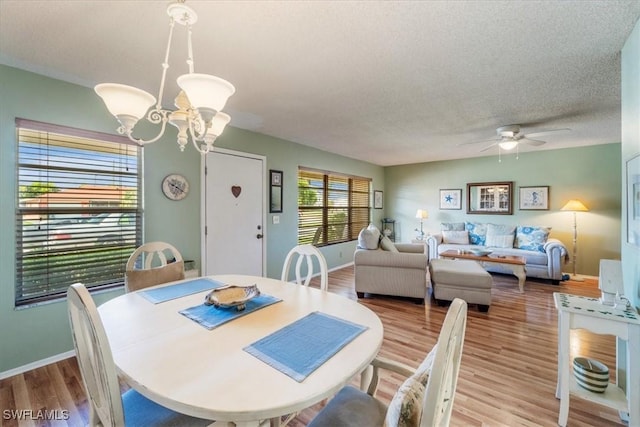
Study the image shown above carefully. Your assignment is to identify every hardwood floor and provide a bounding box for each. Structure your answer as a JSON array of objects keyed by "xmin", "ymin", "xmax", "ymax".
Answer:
[{"xmin": 0, "ymin": 267, "xmax": 625, "ymax": 427}]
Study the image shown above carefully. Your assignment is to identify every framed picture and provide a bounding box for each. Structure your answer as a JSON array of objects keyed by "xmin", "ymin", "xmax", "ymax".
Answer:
[
  {"xmin": 373, "ymin": 190, "xmax": 383, "ymax": 209},
  {"xmin": 467, "ymin": 181, "xmax": 513, "ymax": 215},
  {"xmin": 271, "ymin": 170, "xmax": 282, "ymax": 186},
  {"xmin": 269, "ymin": 170, "xmax": 283, "ymax": 213},
  {"xmin": 519, "ymin": 186, "xmax": 549, "ymax": 210},
  {"xmin": 439, "ymin": 189, "xmax": 462, "ymax": 210},
  {"xmin": 627, "ymin": 153, "xmax": 640, "ymax": 247}
]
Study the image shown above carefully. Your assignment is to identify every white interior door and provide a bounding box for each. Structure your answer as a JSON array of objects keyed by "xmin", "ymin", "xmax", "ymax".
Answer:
[{"xmin": 204, "ymin": 149, "xmax": 265, "ymax": 276}]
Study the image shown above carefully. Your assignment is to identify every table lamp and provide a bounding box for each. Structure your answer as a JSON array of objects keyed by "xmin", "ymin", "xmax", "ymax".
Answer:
[
  {"xmin": 415, "ymin": 209, "xmax": 428, "ymax": 240},
  {"xmin": 561, "ymin": 199, "xmax": 589, "ymax": 281}
]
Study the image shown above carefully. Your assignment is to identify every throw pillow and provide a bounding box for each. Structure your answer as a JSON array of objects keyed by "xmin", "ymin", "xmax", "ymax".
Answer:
[
  {"xmin": 358, "ymin": 224, "xmax": 381, "ymax": 250},
  {"xmin": 441, "ymin": 222, "xmax": 465, "ymax": 231},
  {"xmin": 385, "ymin": 377, "xmax": 425, "ymax": 427},
  {"xmin": 442, "ymin": 230, "xmax": 469, "ymax": 245},
  {"xmin": 515, "ymin": 226, "xmax": 551, "ymax": 252},
  {"xmin": 465, "ymin": 222, "xmax": 488, "ymax": 245},
  {"xmin": 384, "ymin": 345, "xmax": 437, "ymax": 427},
  {"xmin": 380, "ymin": 235, "xmax": 399, "ymax": 252},
  {"xmin": 485, "ymin": 223, "xmax": 516, "ymax": 248}
]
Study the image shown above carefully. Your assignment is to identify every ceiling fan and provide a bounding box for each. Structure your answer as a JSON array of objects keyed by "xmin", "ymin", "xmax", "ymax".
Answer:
[{"xmin": 462, "ymin": 124, "xmax": 570, "ymax": 153}]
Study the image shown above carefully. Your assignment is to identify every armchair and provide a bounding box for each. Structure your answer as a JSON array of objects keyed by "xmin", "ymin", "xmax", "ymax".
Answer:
[{"xmin": 354, "ymin": 243, "xmax": 429, "ymax": 301}]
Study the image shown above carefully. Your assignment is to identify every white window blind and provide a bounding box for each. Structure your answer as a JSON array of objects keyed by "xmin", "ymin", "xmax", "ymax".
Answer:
[
  {"xmin": 298, "ymin": 168, "xmax": 370, "ymax": 246},
  {"xmin": 15, "ymin": 119, "xmax": 142, "ymax": 306}
]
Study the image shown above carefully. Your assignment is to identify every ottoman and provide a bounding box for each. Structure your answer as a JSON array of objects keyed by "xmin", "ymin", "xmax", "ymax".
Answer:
[{"xmin": 429, "ymin": 259, "xmax": 493, "ymax": 312}]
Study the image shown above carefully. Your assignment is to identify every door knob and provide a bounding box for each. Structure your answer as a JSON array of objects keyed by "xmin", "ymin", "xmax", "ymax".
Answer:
[{"xmin": 256, "ymin": 234, "xmax": 263, "ymax": 239}]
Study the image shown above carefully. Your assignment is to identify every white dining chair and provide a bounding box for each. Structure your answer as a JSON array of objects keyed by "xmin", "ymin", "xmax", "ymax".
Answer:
[
  {"xmin": 67, "ymin": 283, "xmax": 212, "ymax": 426},
  {"xmin": 308, "ymin": 298, "xmax": 468, "ymax": 427},
  {"xmin": 125, "ymin": 241, "xmax": 185, "ymax": 292},
  {"xmin": 281, "ymin": 244, "xmax": 329, "ymax": 291}
]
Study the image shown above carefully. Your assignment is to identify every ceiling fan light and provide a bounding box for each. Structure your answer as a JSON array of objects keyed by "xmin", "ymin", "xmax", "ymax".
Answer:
[
  {"xmin": 177, "ymin": 73, "xmax": 236, "ymax": 112},
  {"xmin": 95, "ymin": 83, "xmax": 156, "ymax": 121},
  {"xmin": 499, "ymin": 140, "xmax": 518, "ymax": 150}
]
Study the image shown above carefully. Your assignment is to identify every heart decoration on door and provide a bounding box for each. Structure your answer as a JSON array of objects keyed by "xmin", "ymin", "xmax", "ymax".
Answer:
[{"xmin": 231, "ymin": 186, "xmax": 242, "ymax": 198}]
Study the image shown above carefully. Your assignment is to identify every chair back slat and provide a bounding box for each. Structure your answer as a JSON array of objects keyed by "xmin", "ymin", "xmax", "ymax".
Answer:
[
  {"xmin": 125, "ymin": 241, "xmax": 185, "ymax": 292},
  {"xmin": 420, "ymin": 298, "xmax": 467, "ymax": 426},
  {"xmin": 281, "ymin": 244, "xmax": 329, "ymax": 291},
  {"xmin": 67, "ymin": 283, "xmax": 124, "ymax": 426}
]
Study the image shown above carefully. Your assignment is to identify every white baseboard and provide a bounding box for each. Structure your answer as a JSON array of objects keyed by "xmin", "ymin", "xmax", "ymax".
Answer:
[
  {"xmin": 0, "ymin": 350, "xmax": 75, "ymax": 380},
  {"xmin": 329, "ymin": 261, "xmax": 354, "ymax": 272}
]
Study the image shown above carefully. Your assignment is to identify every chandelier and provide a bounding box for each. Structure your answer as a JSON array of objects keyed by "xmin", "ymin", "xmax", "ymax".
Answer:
[{"xmin": 95, "ymin": 0, "xmax": 235, "ymax": 155}]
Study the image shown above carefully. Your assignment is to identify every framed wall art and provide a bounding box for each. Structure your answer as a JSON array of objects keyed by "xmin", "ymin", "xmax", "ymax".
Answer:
[
  {"xmin": 373, "ymin": 190, "xmax": 383, "ymax": 209},
  {"xmin": 439, "ymin": 189, "xmax": 462, "ymax": 210},
  {"xmin": 627, "ymin": 153, "xmax": 640, "ymax": 247},
  {"xmin": 467, "ymin": 181, "xmax": 513, "ymax": 215},
  {"xmin": 270, "ymin": 170, "xmax": 283, "ymax": 213},
  {"xmin": 519, "ymin": 186, "xmax": 549, "ymax": 210}
]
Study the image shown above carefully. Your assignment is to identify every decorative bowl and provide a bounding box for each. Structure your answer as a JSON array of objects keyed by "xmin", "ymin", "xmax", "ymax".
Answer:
[
  {"xmin": 573, "ymin": 357, "xmax": 609, "ymax": 393},
  {"xmin": 468, "ymin": 248, "xmax": 493, "ymax": 257},
  {"xmin": 204, "ymin": 284, "xmax": 260, "ymax": 311}
]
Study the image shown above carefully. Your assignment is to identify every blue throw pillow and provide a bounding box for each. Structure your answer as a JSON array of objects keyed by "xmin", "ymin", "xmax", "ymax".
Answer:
[
  {"xmin": 465, "ymin": 222, "xmax": 487, "ymax": 245},
  {"xmin": 515, "ymin": 226, "xmax": 551, "ymax": 252}
]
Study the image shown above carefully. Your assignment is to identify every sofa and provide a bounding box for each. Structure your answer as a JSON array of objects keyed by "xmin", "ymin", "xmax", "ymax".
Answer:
[
  {"xmin": 426, "ymin": 222, "xmax": 568, "ymax": 284},
  {"xmin": 354, "ymin": 224, "xmax": 429, "ymax": 301}
]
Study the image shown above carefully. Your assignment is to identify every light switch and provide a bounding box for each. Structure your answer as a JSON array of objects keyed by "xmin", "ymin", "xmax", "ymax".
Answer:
[{"xmin": 272, "ymin": 215, "xmax": 280, "ymax": 224}]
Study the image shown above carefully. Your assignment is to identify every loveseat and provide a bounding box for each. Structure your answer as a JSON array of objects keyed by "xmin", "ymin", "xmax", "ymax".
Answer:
[
  {"xmin": 354, "ymin": 224, "xmax": 429, "ymax": 300},
  {"xmin": 426, "ymin": 222, "xmax": 568, "ymax": 284}
]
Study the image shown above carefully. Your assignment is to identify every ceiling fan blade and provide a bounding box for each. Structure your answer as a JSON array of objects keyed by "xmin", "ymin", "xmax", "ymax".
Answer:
[
  {"xmin": 520, "ymin": 138, "xmax": 546, "ymax": 146},
  {"xmin": 457, "ymin": 137, "xmax": 499, "ymax": 146},
  {"xmin": 479, "ymin": 142, "xmax": 499, "ymax": 152},
  {"xmin": 524, "ymin": 128, "xmax": 570, "ymax": 139}
]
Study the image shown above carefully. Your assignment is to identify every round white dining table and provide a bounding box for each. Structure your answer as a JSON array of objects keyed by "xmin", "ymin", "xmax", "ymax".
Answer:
[{"xmin": 98, "ymin": 274, "xmax": 384, "ymax": 426}]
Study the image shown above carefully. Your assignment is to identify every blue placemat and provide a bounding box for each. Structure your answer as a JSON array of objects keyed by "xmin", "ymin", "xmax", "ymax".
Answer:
[
  {"xmin": 140, "ymin": 278, "xmax": 224, "ymax": 304},
  {"xmin": 180, "ymin": 294, "xmax": 282, "ymax": 330},
  {"xmin": 244, "ymin": 311, "xmax": 368, "ymax": 382}
]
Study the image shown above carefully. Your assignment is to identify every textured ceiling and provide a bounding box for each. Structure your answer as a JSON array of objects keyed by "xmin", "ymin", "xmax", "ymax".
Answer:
[{"xmin": 1, "ymin": 1, "xmax": 639, "ymax": 166}]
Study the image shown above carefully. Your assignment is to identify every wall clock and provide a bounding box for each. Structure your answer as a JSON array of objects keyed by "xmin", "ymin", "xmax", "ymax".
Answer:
[{"xmin": 162, "ymin": 174, "xmax": 189, "ymax": 201}]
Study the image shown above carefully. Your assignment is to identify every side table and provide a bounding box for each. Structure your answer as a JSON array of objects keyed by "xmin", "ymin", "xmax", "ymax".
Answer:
[{"xmin": 553, "ymin": 293, "xmax": 639, "ymax": 427}]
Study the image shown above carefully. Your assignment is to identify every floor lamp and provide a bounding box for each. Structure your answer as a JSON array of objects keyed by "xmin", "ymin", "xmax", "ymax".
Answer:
[{"xmin": 561, "ymin": 199, "xmax": 589, "ymax": 281}]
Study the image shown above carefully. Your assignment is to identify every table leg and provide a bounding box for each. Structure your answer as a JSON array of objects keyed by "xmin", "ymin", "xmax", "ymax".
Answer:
[
  {"xmin": 557, "ymin": 311, "xmax": 570, "ymax": 427},
  {"xmin": 495, "ymin": 263, "xmax": 526, "ymax": 293},
  {"xmin": 513, "ymin": 265, "xmax": 526, "ymax": 293}
]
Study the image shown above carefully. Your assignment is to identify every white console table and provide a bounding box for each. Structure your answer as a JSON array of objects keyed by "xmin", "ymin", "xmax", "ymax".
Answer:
[{"xmin": 553, "ymin": 292, "xmax": 639, "ymax": 427}]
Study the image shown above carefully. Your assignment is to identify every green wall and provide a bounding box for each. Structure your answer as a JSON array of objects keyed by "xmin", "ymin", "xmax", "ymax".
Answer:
[
  {"xmin": 0, "ymin": 64, "xmax": 384, "ymax": 373},
  {"xmin": 384, "ymin": 144, "xmax": 622, "ymax": 277}
]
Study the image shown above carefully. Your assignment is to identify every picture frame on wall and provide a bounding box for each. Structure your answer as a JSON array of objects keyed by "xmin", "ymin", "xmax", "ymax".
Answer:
[
  {"xmin": 519, "ymin": 186, "xmax": 550, "ymax": 210},
  {"xmin": 373, "ymin": 190, "xmax": 383, "ymax": 209},
  {"xmin": 627, "ymin": 153, "xmax": 640, "ymax": 247},
  {"xmin": 439, "ymin": 189, "xmax": 462, "ymax": 210},
  {"xmin": 269, "ymin": 170, "xmax": 283, "ymax": 213}
]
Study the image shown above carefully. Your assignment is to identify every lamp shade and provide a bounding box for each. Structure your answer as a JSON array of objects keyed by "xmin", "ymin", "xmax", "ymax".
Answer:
[
  {"xmin": 208, "ymin": 112, "xmax": 231, "ymax": 136},
  {"xmin": 561, "ymin": 200, "xmax": 589, "ymax": 212},
  {"xmin": 416, "ymin": 209, "xmax": 428, "ymax": 219},
  {"xmin": 177, "ymin": 73, "xmax": 236, "ymax": 112},
  {"xmin": 95, "ymin": 83, "xmax": 156, "ymax": 120}
]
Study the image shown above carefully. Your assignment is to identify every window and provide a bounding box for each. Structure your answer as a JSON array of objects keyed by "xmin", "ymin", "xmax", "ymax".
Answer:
[
  {"xmin": 298, "ymin": 168, "xmax": 370, "ymax": 246},
  {"xmin": 15, "ymin": 119, "xmax": 142, "ymax": 306}
]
